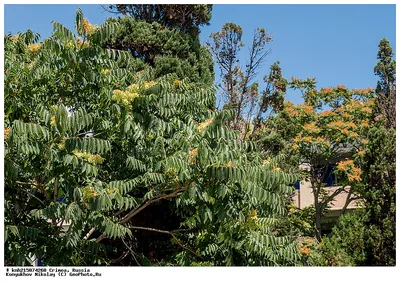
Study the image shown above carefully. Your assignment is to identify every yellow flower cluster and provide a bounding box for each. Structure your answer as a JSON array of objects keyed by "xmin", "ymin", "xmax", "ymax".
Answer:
[
  {"xmin": 302, "ymin": 105, "xmax": 314, "ymax": 114},
  {"xmin": 341, "ymin": 113, "xmax": 352, "ymax": 119},
  {"xmin": 63, "ymin": 40, "xmax": 75, "ymax": 49},
  {"xmin": 73, "ymin": 150, "xmax": 104, "ymax": 165},
  {"xmin": 249, "ymin": 209, "xmax": 258, "ymax": 220},
  {"xmin": 189, "ymin": 148, "xmax": 198, "ymax": 158},
  {"xmin": 320, "ymin": 87, "xmax": 333, "ymax": 95},
  {"xmin": 299, "ymin": 245, "xmax": 310, "ymax": 256},
  {"xmin": 263, "ymin": 157, "xmax": 271, "ymax": 165},
  {"xmin": 50, "ymin": 116, "xmax": 56, "ymax": 126},
  {"xmin": 106, "ymin": 187, "xmax": 119, "ymax": 195},
  {"xmin": 76, "ymin": 38, "xmax": 90, "ymax": 48},
  {"xmin": 292, "ymin": 134, "xmax": 330, "ymax": 148},
  {"xmin": 10, "ymin": 35, "xmax": 19, "ymax": 43},
  {"xmin": 360, "ymin": 120, "xmax": 370, "ymax": 128},
  {"xmin": 83, "ymin": 186, "xmax": 99, "ymax": 201},
  {"xmin": 83, "ymin": 18, "xmax": 97, "ymax": 35},
  {"xmin": 4, "ymin": 128, "xmax": 10, "ymax": 140},
  {"xmin": 283, "ymin": 101, "xmax": 294, "ymax": 108},
  {"xmin": 273, "ymin": 167, "xmax": 281, "ymax": 172},
  {"xmin": 293, "ymin": 134, "xmax": 313, "ymax": 143},
  {"xmin": 362, "ymin": 107, "xmax": 373, "ymax": 114},
  {"xmin": 291, "ymin": 144, "xmax": 299, "ymax": 150},
  {"xmin": 357, "ymin": 149, "xmax": 366, "ymax": 156},
  {"xmin": 57, "ymin": 140, "xmax": 65, "ymax": 150},
  {"xmin": 198, "ymin": 117, "xmax": 214, "ymax": 132},
  {"xmin": 124, "ymin": 81, "xmax": 156, "ymax": 94},
  {"xmin": 348, "ymin": 131, "xmax": 359, "ymax": 139},
  {"xmin": 174, "ymin": 79, "xmax": 181, "ymax": 88},
  {"xmin": 112, "ymin": 89, "xmax": 139, "ymax": 107},
  {"xmin": 101, "ymin": 69, "xmax": 111, "ymax": 75},
  {"xmin": 302, "ymin": 122, "xmax": 320, "ymax": 134},
  {"xmin": 319, "ymin": 110, "xmax": 334, "ymax": 117},
  {"xmin": 286, "ymin": 107, "xmax": 299, "ymax": 116},
  {"xmin": 284, "ymin": 101, "xmax": 299, "ymax": 116},
  {"xmin": 87, "ymin": 154, "xmax": 105, "ymax": 165},
  {"xmin": 340, "ymin": 99, "xmax": 375, "ymax": 115},
  {"xmin": 226, "ymin": 161, "xmax": 236, "ymax": 168},
  {"xmin": 126, "ymin": 84, "xmax": 139, "ymax": 93},
  {"xmin": 327, "ymin": 120, "xmax": 360, "ymax": 138},
  {"xmin": 337, "ymin": 159, "xmax": 362, "ymax": 182},
  {"xmin": 28, "ymin": 43, "xmax": 41, "ymax": 54},
  {"xmin": 144, "ymin": 81, "xmax": 157, "ymax": 89},
  {"xmin": 354, "ymin": 88, "xmax": 375, "ymax": 95},
  {"xmin": 327, "ymin": 120, "xmax": 357, "ymax": 130}
]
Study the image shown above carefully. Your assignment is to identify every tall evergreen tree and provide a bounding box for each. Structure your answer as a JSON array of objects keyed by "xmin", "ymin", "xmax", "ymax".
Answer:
[
  {"xmin": 102, "ymin": 4, "xmax": 214, "ymax": 88},
  {"xmin": 360, "ymin": 38, "xmax": 396, "ymax": 265},
  {"xmin": 374, "ymin": 38, "xmax": 396, "ymax": 129},
  {"xmin": 103, "ymin": 4, "xmax": 213, "ymax": 35}
]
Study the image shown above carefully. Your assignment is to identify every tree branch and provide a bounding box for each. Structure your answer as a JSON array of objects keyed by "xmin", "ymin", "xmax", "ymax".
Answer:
[
  {"xmin": 119, "ymin": 185, "xmax": 188, "ymax": 225},
  {"xmin": 89, "ymin": 183, "xmax": 190, "ymax": 243},
  {"xmin": 128, "ymin": 225, "xmax": 202, "ymax": 259},
  {"xmin": 321, "ymin": 186, "xmax": 347, "ymax": 211},
  {"xmin": 52, "ymin": 177, "xmax": 59, "ymax": 225},
  {"xmin": 111, "ymin": 251, "xmax": 129, "ymax": 264},
  {"xmin": 121, "ymin": 238, "xmax": 141, "ymax": 266},
  {"xmin": 53, "ymin": 177, "xmax": 59, "ymax": 203}
]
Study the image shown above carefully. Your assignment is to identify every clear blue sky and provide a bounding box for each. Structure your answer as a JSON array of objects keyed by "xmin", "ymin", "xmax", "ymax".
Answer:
[{"xmin": 4, "ymin": 4, "xmax": 396, "ymax": 105}]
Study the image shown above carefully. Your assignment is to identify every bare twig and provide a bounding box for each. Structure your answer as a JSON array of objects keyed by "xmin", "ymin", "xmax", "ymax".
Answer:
[
  {"xmin": 121, "ymin": 238, "xmax": 141, "ymax": 266},
  {"xmin": 25, "ymin": 190, "xmax": 45, "ymax": 206},
  {"xmin": 111, "ymin": 251, "xmax": 129, "ymax": 264}
]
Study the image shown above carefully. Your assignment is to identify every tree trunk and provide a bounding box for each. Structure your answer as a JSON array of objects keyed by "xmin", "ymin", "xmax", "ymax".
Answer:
[{"xmin": 314, "ymin": 192, "xmax": 322, "ymax": 241}]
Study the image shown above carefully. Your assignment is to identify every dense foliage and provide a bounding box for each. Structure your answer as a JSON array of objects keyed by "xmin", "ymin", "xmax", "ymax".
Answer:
[
  {"xmin": 4, "ymin": 9, "xmax": 300, "ymax": 266},
  {"xmin": 3, "ymin": 5, "xmax": 395, "ymax": 267},
  {"xmin": 101, "ymin": 5, "xmax": 214, "ymax": 87}
]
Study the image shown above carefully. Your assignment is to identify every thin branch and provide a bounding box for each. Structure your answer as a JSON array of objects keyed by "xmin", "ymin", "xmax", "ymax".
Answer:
[
  {"xmin": 91, "ymin": 184, "xmax": 190, "ymax": 242},
  {"xmin": 111, "ymin": 251, "xmax": 129, "ymax": 264},
  {"xmin": 25, "ymin": 190, "xmax": 45, "ymax": 206},
  {"xmin": 119, "ymin": 185, "xmax": 188, "ymax": 225},
  {"xmin": 53, "ymin": 177, "xmax": 59, "ymax": 203},
  {"xmin": 129, "ymin": 226, "xmax": 202, "ymax": 259},
  {"xmin": 52, "ymin": 177, "xmax": 59, "ymax": 225},
  {"xmin": 84, "ymin": 228, "xmax": 96, "ymax": 240},
  {"xmin": 121, "ymin": 238, "xmax": 141, "ymax": 266},
  {"xmin": 100, "ymin": 4, "xmax": 120, "ymax": 15}
]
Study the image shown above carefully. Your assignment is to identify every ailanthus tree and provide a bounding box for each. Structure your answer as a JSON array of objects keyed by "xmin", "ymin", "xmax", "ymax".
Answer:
[
  {"xmin": 4, "ymin": 9, "xmax": 301, "ymax": 266},
  {"xmin": 267, "ymin": 80, "xmax": 375, "ymax": 241}
]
